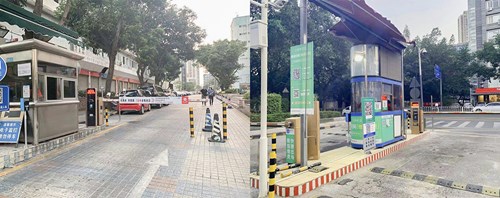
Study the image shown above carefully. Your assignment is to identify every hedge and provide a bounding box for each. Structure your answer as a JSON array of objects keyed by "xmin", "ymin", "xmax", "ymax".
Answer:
[{"xmin": 267, "ymin": 93, "xmax": 282, "ymax": 114}]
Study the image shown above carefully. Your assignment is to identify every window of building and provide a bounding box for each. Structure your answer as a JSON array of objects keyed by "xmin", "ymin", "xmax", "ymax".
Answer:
[
  {"xmin": 350, "ymin": 45, "xmax": 379, "ymax": 77},
  {"xmin": 487, "ymin": 0, "xmax": 500, "ymax": 10},
  {"xmin": 487, "ymin": 29, "xmax": 500, "ymax": 41},
  {"xmin": 487, "ymin": 13, "xmax": 500, "ymax": 24}
]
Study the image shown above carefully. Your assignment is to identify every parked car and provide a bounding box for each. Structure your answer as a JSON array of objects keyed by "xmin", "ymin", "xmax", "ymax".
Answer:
[
  {"xmin": 139, "ymin": 85, "xmax": 165, "ymax": 108},
  {"xmin": 119, "ymin": 89, "xmax": 151, "ymax": 114},
  {"xmin": 342, "ymin": 106, "xmax": 351, "ymax": 116},
  {"xmin": 472, "ymin": 102, "xmax": 500, "ymax": 112}
]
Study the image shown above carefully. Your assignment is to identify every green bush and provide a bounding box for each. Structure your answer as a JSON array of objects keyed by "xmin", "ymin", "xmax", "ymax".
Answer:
[
  {"xmin": 281, "ymin": 97, "xmax": 290, "ymax": 112},
  {"xmin": 268, "ymin": 93, "xmax": 282, "ymax": 114},
  {"xmin": 223, "ymin": 88, "xmax": 239, "ymax": 94},
  {"xmin": 320, "ymin": 111, "xmax": 341, "ymax": 118},
  {"xmin": 243, "ymin": 91, "xmax": 250, "ymax": 100}
]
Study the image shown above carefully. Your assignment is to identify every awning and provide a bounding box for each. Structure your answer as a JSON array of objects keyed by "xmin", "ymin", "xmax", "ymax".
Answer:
[
  {"xmin": 0, "ymin": 0, "xmax": 79, "ymax": 43},
  {"xmin": 310, "ymin": 0, "xmax": 407, "ymax": 51}
]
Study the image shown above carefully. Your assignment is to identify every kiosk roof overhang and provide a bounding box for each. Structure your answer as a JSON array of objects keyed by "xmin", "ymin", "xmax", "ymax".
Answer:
[
  {"xmin": 0, "ymin": 39, "xmax": 84, "ymax": 60},
  {"xmin": 310, "ymin": 0, "xmax": 407, "ymax": 52},
  {"xmin": 0, "ymin": 0, "xmax": 79, "ymax": 44}
]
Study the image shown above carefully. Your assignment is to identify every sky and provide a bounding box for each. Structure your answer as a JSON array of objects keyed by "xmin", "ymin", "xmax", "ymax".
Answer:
[
  {"xmin": 365, "ymin": 0, "xmax": 468, "ymax": 41},
  {"xmin": 171, "ymin": 0, "xmax": 249, "ymax": 44}
]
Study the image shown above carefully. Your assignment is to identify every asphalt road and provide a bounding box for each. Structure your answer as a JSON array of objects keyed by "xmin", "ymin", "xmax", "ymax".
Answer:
[{"xmin": 304, "ymin": 113, "xmax": 500, "ymax": 198}]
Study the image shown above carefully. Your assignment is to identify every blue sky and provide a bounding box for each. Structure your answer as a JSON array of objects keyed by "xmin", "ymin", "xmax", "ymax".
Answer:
[{"xmin": 366, "ymin": 0, "xmax": 468, "ymax": 40}]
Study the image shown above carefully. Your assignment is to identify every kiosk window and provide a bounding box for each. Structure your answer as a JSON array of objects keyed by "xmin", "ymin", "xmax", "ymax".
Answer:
[
  {"xmin": 38, "ymin": 75, "xmax": 45, "ymax": 101},
  {"xmin": 47, "ymin": 77, "xmax": 61, "ymax": 100},
  {"xmin": 64, "ymin": 80, "xmax": 76, "ymax": 98},
  {"xmin": 0, "ymin": 61, "xmax": 32, "ymax": 102}
]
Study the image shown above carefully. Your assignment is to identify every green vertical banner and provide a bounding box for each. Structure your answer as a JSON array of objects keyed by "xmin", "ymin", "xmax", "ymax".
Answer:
[
  {"xmin": 290, "ymin": 42, "xmax": 314, "ymax": 115},
  {"xmin": 285, "ymin": 128, "xmax": 295, "ymax": 163}
]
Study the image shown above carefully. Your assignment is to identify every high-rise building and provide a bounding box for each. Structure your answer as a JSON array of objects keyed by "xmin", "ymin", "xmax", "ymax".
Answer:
[
  {"xmin": 467, "ymin": 0, "xmax": 500, "ymax": 103},
  {"xmin": 458, "ymin": 11, "xmax": 469, "ymax": 43},
  {"xmin": 230, "ymin": 15, "xmax": 250, "ymax": 90}
]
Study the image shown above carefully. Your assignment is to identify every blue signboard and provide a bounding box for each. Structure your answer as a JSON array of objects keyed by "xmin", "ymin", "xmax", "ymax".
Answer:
[
  {"xmin": 0, "ymin": 121, "xmax": 22, "ymax": 143},
  {"xmin": 0, "ymin": 57, "xmax": 7, "ymax": 81},
  {"xmin": 434, "ymin": 64, "xmax": 441, "ymax": 79},
  {"xmin": 0, "ymin": 86, "xmax": 9, "ymax": 111}
]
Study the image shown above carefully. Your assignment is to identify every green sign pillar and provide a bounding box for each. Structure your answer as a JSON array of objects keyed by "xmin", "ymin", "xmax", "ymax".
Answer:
[{"xmin": 290, "ymin": 42, "xmax": 314, "ymax": 115}]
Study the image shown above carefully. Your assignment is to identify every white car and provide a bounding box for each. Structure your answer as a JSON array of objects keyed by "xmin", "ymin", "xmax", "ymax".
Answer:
[
  {"xmin": 473, "ymin": 102, "xmax": 500, "ymax": 112},
  {"xmin": 342, "ymin": 106, "xmax": 351, "ymax": 115}
]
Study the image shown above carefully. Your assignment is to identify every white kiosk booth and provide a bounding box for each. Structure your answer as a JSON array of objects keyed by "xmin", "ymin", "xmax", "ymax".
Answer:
[{"xmin": 0, "ymin": 39, "xmax": 84, "ymax": 144}]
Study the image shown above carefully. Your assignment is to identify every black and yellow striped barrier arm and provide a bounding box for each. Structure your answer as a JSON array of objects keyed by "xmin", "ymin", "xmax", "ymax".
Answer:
[
  {"xmin": 189, "ymin": 107, "xmax": 194, "ymax": 138},
  {"xmin": 371, "ymin": 167, "xmax": 500, "ymax": 197}
]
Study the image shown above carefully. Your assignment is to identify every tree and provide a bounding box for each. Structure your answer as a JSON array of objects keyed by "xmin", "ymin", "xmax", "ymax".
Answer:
[
  {"xmin": 196, "ymin": 39, "xmax": 247, "ymax": 91},
  {"xmin": 33, "ymin": 0, "xmax": 43, "ymax": 16},
  {"xmin": 476, "ymin": 35, "xmax": 500, "ymax": 79},
  {"xmin": 404, "ymin": 27, "xmax": 492, "ymax": 105},
  {"xmin": 64, "ymin": 0, "xmax": 142, "ymax": 93},
  {"xmin": 250, "ymin": 0, "xmax": 352, "ymax": 109}
]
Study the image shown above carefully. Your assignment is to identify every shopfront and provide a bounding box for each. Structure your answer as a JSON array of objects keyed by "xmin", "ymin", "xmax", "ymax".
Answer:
[{"xmin": 473, "ymin": 87, "xmax": 500, "ymax": 104}]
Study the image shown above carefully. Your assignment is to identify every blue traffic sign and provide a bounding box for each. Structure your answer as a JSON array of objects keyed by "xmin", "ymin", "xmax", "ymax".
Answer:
[
  {"xmin": 0, "ymin": 120, "xmax": 22, "ymax": 143},
  {"xmin": 434, "ymin": 64, "xmax": 441, "ymax": 79},
  {"xmin": 0, "ymin": 57, "xmax": 7, "ymax": 81},
  {"xmin": 0, "ymin": 86, "xmax": 9, "ymax": 111}
]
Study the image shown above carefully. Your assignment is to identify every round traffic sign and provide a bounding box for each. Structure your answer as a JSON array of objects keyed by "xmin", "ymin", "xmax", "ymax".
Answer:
[{"xmin": 0, "ymin": 57, "xmax": 7, "ymax": 81}]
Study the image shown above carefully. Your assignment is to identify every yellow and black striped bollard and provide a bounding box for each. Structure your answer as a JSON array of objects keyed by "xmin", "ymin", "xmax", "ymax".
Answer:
[
  {"xmin": 189, "ymin": 107, "xmax": 194, "ymax": 138},
  {"xmin": 271, "ymin": 133, "xmax": 276, "ymax": 154},
  {"xmin": 105, "ymin": 108, "xmax": 109, "ymax": 127},
  {"xmin": 268, "ymin": 151, "xmax": 277, "ymax": 198},
  {"xmin": 223, "ymin": 103, "xmax": 228, "ymax": 140}
]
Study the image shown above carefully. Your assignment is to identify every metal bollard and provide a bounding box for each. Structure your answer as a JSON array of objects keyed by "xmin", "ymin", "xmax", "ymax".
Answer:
[
  {"xmin": 189, "ymin": 107, "xmax": 194, "ymax": 138},
  {"xmin": 268, "ymin": 151, "xmax": 277, "ymax": 198},
  {"xmin": 271, "ymin": 133, "xmax": 276, "ymax": 154},
  {"xmin": 223, "ymin": 103, "xmax": 228, "ymax": 140},
  {"xmin": 105, "ymin": 108, "xmax": 109, "ymax": 127}
]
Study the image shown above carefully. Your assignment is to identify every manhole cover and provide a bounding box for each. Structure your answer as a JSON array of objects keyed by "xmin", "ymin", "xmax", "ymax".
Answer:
[{"xmin": 337, "ymin": 178, "xmax": 353, "ymax": 185}]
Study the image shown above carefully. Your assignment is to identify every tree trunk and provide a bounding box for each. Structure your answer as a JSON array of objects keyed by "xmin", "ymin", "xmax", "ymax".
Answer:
[
  {"xmin": 136, "ymin": 63, "xmax": 146, "ymax": 86},
  {"xmin": 33, "ymin": 0, "xmax": 43, "ymax": 16},
  {"xmin": 105, "ymin": 16, "xmax": 124, "ymax": 94},
  {"xmin": 59, "ymin": 0, "xmax": 72, "ymax": 25}
]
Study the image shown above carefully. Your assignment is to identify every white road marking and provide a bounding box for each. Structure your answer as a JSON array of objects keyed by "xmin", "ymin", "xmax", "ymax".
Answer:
[
  {"xmin": 442, "ymin": 121, "xmax": 457, "ymax": 127},
  {"xmin": 457, "ymin": 121, "xmax": 470, "ymax": 128},
  {"xmin": 475, "ymin": 122, "xmax": 485, "ymax": 128},
  {"xmin": 130, "ymin": 149, "xmax": 169, "ymax": 197},
  {"xmin": 433, "ymin": 121, "xmax": 445, "ymax": 126}
]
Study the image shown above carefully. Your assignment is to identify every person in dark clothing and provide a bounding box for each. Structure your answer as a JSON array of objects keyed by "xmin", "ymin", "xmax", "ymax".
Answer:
[
  {"xmin": 207, "ymin": 87, "xmax": 215, "ymax": 106},
  {"xmin": 201, "ymin": 88, "xmax": 208, "ymax": 106}
]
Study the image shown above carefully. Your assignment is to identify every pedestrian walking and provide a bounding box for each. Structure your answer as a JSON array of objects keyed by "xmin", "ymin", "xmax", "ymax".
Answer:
[
  {"xmin": 201, "ymin": 88, "xmax": 208, "ymax": 106},
  {"xmin": 208, "ymin": 87, "xmax": 215, "ymax": 106}
]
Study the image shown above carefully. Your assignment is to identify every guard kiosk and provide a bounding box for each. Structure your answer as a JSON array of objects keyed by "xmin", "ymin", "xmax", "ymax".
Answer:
[{"xmin": 0, "ymin": 39, "xmax": 84, "ymax": 144}]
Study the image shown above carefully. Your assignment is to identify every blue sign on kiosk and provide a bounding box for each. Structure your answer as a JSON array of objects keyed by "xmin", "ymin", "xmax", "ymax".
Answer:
[
  {"xmin": 0, "ymin": 57, "xmax": 7, "ymax": 81},
  {"xmin": 0, "ymin": 85, "xmax": 9, "ymax": 112}
]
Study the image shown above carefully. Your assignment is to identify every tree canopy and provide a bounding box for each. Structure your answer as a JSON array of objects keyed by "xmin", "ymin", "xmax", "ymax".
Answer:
[{"xmin": 196, "ymin": 39, "xmax": 247, "ymax": 91}]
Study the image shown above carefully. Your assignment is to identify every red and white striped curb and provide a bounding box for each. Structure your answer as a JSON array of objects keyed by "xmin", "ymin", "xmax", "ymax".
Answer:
[{"xmin": 250, "ymin": 132, "xmax": 430, "ymax": 197}]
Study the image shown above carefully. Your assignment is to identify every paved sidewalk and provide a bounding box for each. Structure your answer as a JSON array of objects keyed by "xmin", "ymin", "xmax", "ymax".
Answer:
[{"xmin": 0, "ymin": 95, "xmax": 249, "ymax": 197}]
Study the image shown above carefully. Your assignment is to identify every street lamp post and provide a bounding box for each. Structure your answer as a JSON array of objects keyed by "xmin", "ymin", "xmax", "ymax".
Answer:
[{"xmin": 417, "ymin": 47, "xmax": 426, "ymax": 107}]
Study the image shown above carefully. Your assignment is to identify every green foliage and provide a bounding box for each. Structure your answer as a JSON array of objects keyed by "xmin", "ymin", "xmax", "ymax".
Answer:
[
  {"xmin": 223, "ymin": 88, "xmax": 240, "ymax": 94},
  {"xmin": 320, "ymin": 111, "xmax": 341, "ymax": 118},
  {"xmin": 184, "ymin": 82, "xmax": 196, "ymax": 92},
  {"xmin": 243, "ymin": 92, "xmax": 250, "ymax": 100},
  {"xmin": 196, "ymin": 39, "xmax": 247, "ymax": 91},
  {"xmin": 268, "ymin": 93, "xmax": 282, "ymax": 114},
  {"xmin": 403, "ymin": 27, "xmax": 492, "ymax": 104},
  {"xmin": 281, "ymin": 97, "xmax": 290, "ymax": 113},
  {"xmin": 250, "ymin": 0, "xmax": 352, "ymax": 108},
  {"xmin": 475, "ymin": 35, "xmax": 500, "ymax": 79}
]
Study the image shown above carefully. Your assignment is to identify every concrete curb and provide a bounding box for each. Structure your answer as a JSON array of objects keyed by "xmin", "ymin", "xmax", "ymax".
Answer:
[
  {"xmin": 0, "ymin": 126, "xmax": 106, "ymax": 171},
  {"xmin": 250, "ymin": 124, "xmax": 338, "ymax": 139},
  {"xmin": 250, "ymin": 132, "xmax": 431, "ymax": 197}
]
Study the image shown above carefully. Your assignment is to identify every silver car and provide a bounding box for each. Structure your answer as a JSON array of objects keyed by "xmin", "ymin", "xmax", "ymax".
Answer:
[{"xmin": 473, "ymin": 102, "xmax": 500, "ymax": 112}]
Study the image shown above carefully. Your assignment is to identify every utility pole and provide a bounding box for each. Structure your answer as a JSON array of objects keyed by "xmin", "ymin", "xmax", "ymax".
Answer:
[{"xmin": 299, "ymin": 0, "xmax": 308, "ymax": 167}]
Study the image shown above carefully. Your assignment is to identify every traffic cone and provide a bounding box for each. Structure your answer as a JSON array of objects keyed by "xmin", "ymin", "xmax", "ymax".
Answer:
[
  {"xmin": 202, "ymin": 108, "xmax": 212, "ymax": 132},
  {"xmin": 208, "ymin": 113, "xmax": 224, "ymax": 143}
]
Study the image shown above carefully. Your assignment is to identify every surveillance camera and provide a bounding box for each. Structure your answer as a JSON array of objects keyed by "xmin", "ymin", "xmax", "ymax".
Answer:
[
  {"xmin": 421, "ymin": 48, "xmax": 427, "ymax": 54},
  {"xmin": 270, "ymin": 0, "xmax": 289, "ymax": 9}
]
